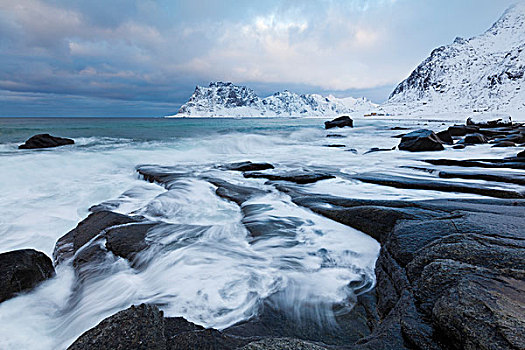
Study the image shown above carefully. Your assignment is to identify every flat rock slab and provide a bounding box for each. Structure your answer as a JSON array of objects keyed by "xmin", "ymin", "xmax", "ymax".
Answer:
[
  {"xmin": 244, "ymin": 172, "xmax": 335, "ymax": 184},
  {"xmin": 0, "ymin": 249, "xmax": 55, "ymax": 303},
  {"xmin": 425, "ymin": 158, "xmax": 525, "ymax": 170},
  {"xmin": 219, "ymin": 161, "xmax": 275, "ymax": 172},
  {"xmin": 18, "ymin": 133, "xmax": 74, "ymax": 149},
  {"xmin": 350, "ymin": 173, "xmax": 524, "ymax": 199},
  {"xmin": 105, "ymin": 223, "xmax": 159, "ymax": 263}
]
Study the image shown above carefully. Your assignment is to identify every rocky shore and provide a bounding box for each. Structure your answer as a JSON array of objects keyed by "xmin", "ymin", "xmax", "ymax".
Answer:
[{"xmin": 1, "ymin": 116, "xmax": 524, "ymax": 349}]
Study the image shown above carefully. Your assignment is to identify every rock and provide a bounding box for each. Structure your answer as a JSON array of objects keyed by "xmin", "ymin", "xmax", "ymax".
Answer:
[
  {"xmin": 453, "ymin": 144, "xmax": 465, "ymax": 149},
  {"xmin": 364, "ymin": 148, "xmax": 393, "ymax": 155},
  {"xmin": 220, "ymin": 161, "xmax": 274, "ymax": 172},
  {"xmin": 18, "ymin": 134, "xmax": 74, "ymax": 149},
  {"xmin": 425, "ymin": 158, "xmax": 525, "ymax": 170},
  {"xmin": 0, "ymin": 249, "xmax": 55, "ymax": 303},
  {"xmin": 324, "ymin": 116, "xmax": 353, "ymax": 129},
  {"xmin": 68, "ymin": 304, "xmax": 166, "ymax": 350},
  {"xmin": 518, "ymin": 150, "xmax": 525, "ymax": 158},
  {"xmin": 448, "ymin": 125, "xmax": 479, "ymax": 137},
  {"xmin": 390, "ymin": 127, "xmax": 411, "ymax": 131},
  {"xmin": 206, "ymin": 178, "xmax": 267, "ymax": 206},
  {"xmin": 398, "ymin": 129, "xmax": 444, "ymax": 152},
  {"xmin": 436, "ymin": 130, "xmax": 453, "ymax": 144},
  {"xmin": 466, "ymin": 113, "xmax": 512, "ymax": 128},
  {"xmin": 350, "ymin": 173, "xmax": 524, "ymax": 199},
  {"xmin": 326, "ymin": 134, "xmax": 345, "ymax": 138},
  {"xmin": 53, "ymin": 211, "xmax": 139, "ymax": 264},
  {"xmin": 243, "ymin": 172, "xmax": 335, "ymax": 184},
  {"xmin": 458, "ymin": 133, "xmax": 487, "ymax": 145},
  {"xmin": 324, "ymin": 144, "xmax": 346, "ymax": 148},
  {"xmin": 492, "ymin": 141, "xmax": 517, "ymax": 147},
  {"xmin": 105, "ymin": 223, "xmax": 159, "ymax": 263}
]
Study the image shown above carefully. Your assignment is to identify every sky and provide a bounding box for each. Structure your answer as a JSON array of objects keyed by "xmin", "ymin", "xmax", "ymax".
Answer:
[{"xmin": 0, "ymin": 0, "xmax": 521, "ymax": 117}]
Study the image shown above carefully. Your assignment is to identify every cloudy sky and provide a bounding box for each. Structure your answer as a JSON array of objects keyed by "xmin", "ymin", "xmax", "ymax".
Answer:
[{"xmin": 0, "ymin": 0, "xmax": 520, "ymax": 116}]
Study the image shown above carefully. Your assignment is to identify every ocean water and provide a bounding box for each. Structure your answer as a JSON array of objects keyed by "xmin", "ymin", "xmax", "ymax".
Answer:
[{"xmin": 0, "ymin": 117, "xmax": 522, "ymax": 349}]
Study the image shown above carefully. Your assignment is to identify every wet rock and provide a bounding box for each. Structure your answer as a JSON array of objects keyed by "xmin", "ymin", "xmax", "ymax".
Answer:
[
  {"xmin": 458, "ymin": 133, "xmax": 487, "ymax": 145},
  {"xmin": 136, "ymin": 166, "xmax": 188, "ymax": 188},
  {"xmin": 220, "ymin": 161, "xmax": 274, "ymax": 172},
  {"xmin": 324, "ymin": 116, "xmax": 353, "ymax": 129},
  {"xmin": 492, "ymin": 141, "xmax": 517, "ymax": 147},
  {"xmin": 448, "ymin": 125, "xmax": 479, "ymax": 137},
  {"xmin": 398, "ymin": 129, "xmax": 444, "ymax": 152},
  {"xmin": 0, "ymin": 249, "xmax": 55, "ymax": 303},
  {"xmin": 18, "ymin": 133, "xmax": 74, "ymax": 149},
  {"xmin": 244, "ymin": 172, "xmax": 335, "ymax": 184},
  {"xmin": 207, "ymin": 178, "xmax": 266, "ymax": 206},
  {"xmin": 437, "ymin": 169, "xmax": 525, "ymax": 185},
  {"xmin": 390, "ymin": 127, "xmax": 411, "ymax": 131},
  {"xmin": 105, "ymin": 223, "xmax": 159, "ymax": 263},
  {"xmin": 351, "ymin": 173, "xmax": 524, "ymax": 199},
  {"xmin": 518, "ymin": 150, "xmax": 525, "ymax": 158},
  {"xmin": 436, "ymin": 130, "xmax": 453, "ymax": 144},
  {"xmin": 326, "ymin": 134, "xmax": 345, "ymax": 138},
  {"xmin": 347, "ymin": 148, "xmax": 358, "ymax": 154},
  {"xmin": 53, "ymin": 211, "xmax": 139, "ymax": 264},
  {"xmin": 453, "ymin": 144, "xmax": 466, "ymax": 149},
  {"xmin": 68, "ymin": 304, "xmax": 166, "ymax": 350}
]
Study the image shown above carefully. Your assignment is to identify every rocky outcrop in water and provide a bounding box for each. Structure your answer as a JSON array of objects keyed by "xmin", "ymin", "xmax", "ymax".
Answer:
[
  {"xmin": 18, "ymin": 134, "xmax": 74, "ymax": 149},
  {"xmin": 398, "ymin": 129, "xmax": 445, "ymax": 152},
  {"xmin": 0, "ymin": 249, "xmax": 55, "ymax": 303},
  {"xmin": 324, "ymin": 116, "xmax": 353, "ymax": 129}
]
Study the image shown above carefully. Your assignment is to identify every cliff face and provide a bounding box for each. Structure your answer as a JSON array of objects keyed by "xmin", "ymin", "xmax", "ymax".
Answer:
[{"xmin": 386, "ymin": 4, "xmax": 525, "ymax": 114}]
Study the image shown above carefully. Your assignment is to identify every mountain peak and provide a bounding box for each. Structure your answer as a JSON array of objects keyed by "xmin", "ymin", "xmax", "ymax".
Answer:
[
  {"xmin": 386, "ymin": 4, "xmax": 525, "ymax": 115},
  {"xmin": 172, "ymin": 82, "xmax": 376, "ymax": 117}
]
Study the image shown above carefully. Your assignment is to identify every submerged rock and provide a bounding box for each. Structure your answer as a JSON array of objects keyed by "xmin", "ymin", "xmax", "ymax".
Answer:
[
  {"xmin": 324, "ymin": 116, "xmax": 353, "ymax": 129},
  {"xmin": 0, "ymin": 249, "xmax": 55, "ymax": 303},
  {"xmin": 220, "ymin": 161, "xmax": 274, "ymax": 172},
  {"xmin": 243, "ymin": 171, "xmax": 335, "ymax": 184},
  {"xmin": 492, "ymin": 141, "xmax": 517, "ymax": 147},
  {"xmin": 398, "ymin": 129, "xmax": 444, "ymax": 152},
  {"xmin": 18, "ymin": 134, "xmax": 74, "ymax": 149}
]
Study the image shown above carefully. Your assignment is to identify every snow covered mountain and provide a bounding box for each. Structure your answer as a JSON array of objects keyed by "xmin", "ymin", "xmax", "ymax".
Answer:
[
  {"xmin": 385, "ymin": 4, "xmax": 525, "ymax": 116},
  {"xmin": 168, "ymin": 82, "xmax": 376, "ymax": 118}
]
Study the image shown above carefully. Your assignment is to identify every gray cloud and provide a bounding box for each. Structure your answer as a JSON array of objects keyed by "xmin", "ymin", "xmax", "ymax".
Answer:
[{"xmin": 0, "ymin": 0, "xmax": 521, "ymax": 116}]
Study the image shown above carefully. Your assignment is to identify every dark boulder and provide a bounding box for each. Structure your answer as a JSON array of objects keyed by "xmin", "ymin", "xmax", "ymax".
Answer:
[
  {"xmin": 448, "ymin": 125, "xmax": 479, "ymax": 137},
  {"xmin": 0, "ymin": 249, "xmax": 55, "ymax": 303},
  {"xmin": 518, "ymin": 150, "xmax": 525, "ymax": 158},
  {"xmin": 68, "ymin": 304, "xmax": 166, "ymax": 350},
  {"xmin": 398, "ymin": 129, "xmax": 444, "ymax": 152},
  {"xmin": 458, "ymin": 133, "xmax": 487, "ymax": 145},
  {"xmin": 453, "ymin": 144, "xmax": 466, "ymax": 149},
  {"xmin": 19, "ymin": 134, "xmax": 74, "ymax": 149},
  {"xmin": 220, "ymin": 161, "xmax": 274, "ymax": 172},
  {"xmin": 436, "ymin": 130, "xmax": 453, "ymax": 144},
  {"xmin": 324, "ymin": 116, "xmax": 353, "ymax": 129},
  {"xmin": 53, "ymin": 211, "xmax": 139, "ymax": 264}
]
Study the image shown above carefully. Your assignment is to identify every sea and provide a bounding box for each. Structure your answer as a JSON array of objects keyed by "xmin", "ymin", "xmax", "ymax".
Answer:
[{"xmin": 0, "ymin": 116, "xmax": 521, "ymax": 349}]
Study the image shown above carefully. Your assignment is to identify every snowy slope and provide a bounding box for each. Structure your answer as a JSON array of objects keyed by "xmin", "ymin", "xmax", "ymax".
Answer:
[
  {"xmin": 168, "ymin": 82, "xmax": 376, "ymax": 118},
  {"xmin": 384, "ymin": 4, "xmax": 525, "ymax": 117}
]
